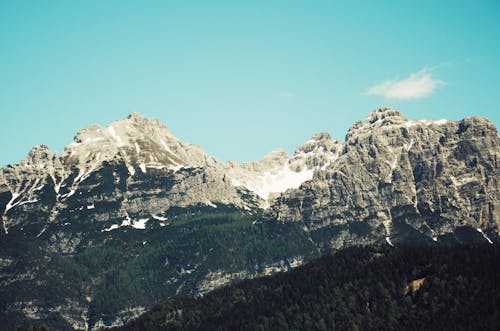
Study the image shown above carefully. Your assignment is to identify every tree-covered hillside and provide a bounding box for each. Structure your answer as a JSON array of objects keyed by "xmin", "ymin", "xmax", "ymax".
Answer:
[
  {"xmin": 2, "ymin": 206, "xmax": 316, "ymax": 330},
  {"xmin": 115, "ymin": 244, "xmax": 500, "ymax": 331}
]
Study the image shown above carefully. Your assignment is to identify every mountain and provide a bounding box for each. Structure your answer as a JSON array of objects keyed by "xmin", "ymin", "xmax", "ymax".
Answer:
[
  {"xmin": 0, "ymin": 113, "xmax": 338, "ymax": 330},
  {"xmin": 1, "ymin": 108, "xmax": 499, "ymax": 330},
  {"xmin": 0, "ymin": 112, "xmax": 341, "ymax": 237},
  {"xmin": 224, "ymin": 132, "xmax": 342, "ymax": 206},
  {"xmin": 113, "ymin": 244, "xmax": 500, "ymax": 331},
  {"xmin": 270, "ymin": 108, "xmax": 500, "ymax": 248}
]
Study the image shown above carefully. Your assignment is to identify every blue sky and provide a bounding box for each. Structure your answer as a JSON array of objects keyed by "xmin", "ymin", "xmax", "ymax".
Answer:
[{"xmin": 1, "ymin": 1, "xmax": 499, "ymax": 166}]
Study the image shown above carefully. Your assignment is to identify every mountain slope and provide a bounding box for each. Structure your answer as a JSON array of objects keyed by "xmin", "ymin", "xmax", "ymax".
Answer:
[
  {"xmin": 1, "ymin": 113, "xmax": 339, "ymax": 236},
  {"xmin": 1, "ymin": 108, "xmax": 499, "ymax": 330},
  {"xmin": 1, "ymin": 208, "xmax": 317, "ymax": 330},
  {"xmin": 271, "ymin": 108, "xmax": 500, "ymax": 249},
  {"xmin": 0, "ymin": 113, "xmax": 338, "ymax": 330},
  {"xmin": 114, "ymin": 244, "xmax": 500, "ymax": 331}
]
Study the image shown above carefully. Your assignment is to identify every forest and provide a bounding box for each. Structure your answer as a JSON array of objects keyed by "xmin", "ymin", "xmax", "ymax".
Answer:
[{"xmin": 114, "ymin": 244, "xmax": 500, "ymax": 331}]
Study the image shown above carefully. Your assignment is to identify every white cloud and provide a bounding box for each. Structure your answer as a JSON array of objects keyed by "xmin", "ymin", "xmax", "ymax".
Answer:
[
  {"xmin": 278, "ymin": 91, "xmax": 296, "ymax": 100},
  {"xmin": 366, "ymin": 67, "xmax": 444, "ymax": 100}
]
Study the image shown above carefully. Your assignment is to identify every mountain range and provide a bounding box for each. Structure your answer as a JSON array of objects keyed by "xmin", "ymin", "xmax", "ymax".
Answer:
[{"xmin": 1, "ymin": 108, "xmax": 498, "ymax": 330}]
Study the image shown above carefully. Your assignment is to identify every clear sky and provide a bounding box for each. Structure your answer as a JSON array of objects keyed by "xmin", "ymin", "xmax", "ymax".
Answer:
[{"xmin": 1, "ymin": 1, "xmax": 499, "ymax": 166}]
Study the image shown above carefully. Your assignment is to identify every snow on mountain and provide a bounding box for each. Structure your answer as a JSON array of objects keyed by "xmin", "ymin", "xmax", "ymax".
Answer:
[
  {"xmin": 224, "ymin": 133, "xmax": 343, "ymax": 206},
  {"xmin": 1, "ymin": 113, "xmax": 344, "ymax": 235},
  {"xmin": 227, "ymin": 150, "xmax": 314, "ymax": 201},
  {"xmin": 1, "ymin": 113, "xmax": 218, "ymax": 223},
  {"xmin": 63, "ymin": 112, "xmax": 215, "ymax": 177},
  {"xmin": 271, "ymin": 107, "xmax": 500, "ymax": 248}
]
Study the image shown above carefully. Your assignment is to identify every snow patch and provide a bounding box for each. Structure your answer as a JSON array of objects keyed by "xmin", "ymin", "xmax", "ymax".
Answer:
[
  {"xmin": 450, "ymin": 175, "xmax": 477, "ymax": 187},
  {"xmin": 205, "ymin": 200, "xmax": 217, "ymax": 208},
  {"xmin": 406, "ymin": 139, "xmax": 415, "ymax": 152},
  {"xmin": 107, "ymin": 126, "xmax": 125, "ymax": 147},
  {"xmin": 102, "ymin": 215, "xmax": 139, "ymax": 232},
  {"xmin": 231, "ymin": 163, "xmax": 314, "ymax": 201},
  {"xmin": 135, "ymin": 142, "xmax": 141, "ymax": 154},
  {"xmin": 17, "ymin": 199, "xmax": 39, "ymax": 206},
  {"xmin": 404, "ymin": 121, "xmax": 418, "ymax": 128},
  {"xmin": 152, "ymin": 214, "xmax": 168, "ymax": 221},
  {"xmin": 139, "ymin": 163, "xmax": 147, "ymax": 174},
  {"xmin": 476, "ymin": 228, "xmax": 493, "ymax": 244},
  {"xmin": 132, "ymin": 218, "xmax": 149, "ymax": 229},
  {"xmin": 4, "ymin": 193, "xmax": 21, "ymax": 213},
  {"xmin": 29, "ymin": 178, "xmax": 40, "ymax": 192},
  {"xmin": 121, "ymin": 214, "xmax": 132, "ymax": 226},
  {"xmin": 128, "ymin": 166, "xmax": 136, "ymax": 176},
  {"xmin": 419, "ymin": 119, "xmax": 448, "ymax": 126},
  {"xmin": 53, "ymin": 179, "xmax": 64, "ymax": 194},
  {"xmin": 60, "ymin": 190, "xmax": 76, "ymax": 199},
  {"xmin": 383, "ymin": 215, "xmax": 393, "ymax": 246},
  {"xmin": 87, "ymin": 137, "xmax": 105, "ymax": 143},
  {"xmin": 385, "ymin": 237, "xmax": 394, "ymax": 247},
  {"xmin": 74, "ymin": 153, "xmax": 102, "ymax": 184},
  {"xmin": 86, "ymin": 203, "xmax": 95, "ymax": 210},
  {"xmin": 36, "ymin": 227, "xmax": 47, "ymax": 238},
  {"xmin": 32, "ymin": 184, "xmax": 45, "ymax": 192},
  {"xmin": 168, "ymin": 164, "xmax": 183, "ymax": 172},
  {"xmin": 161, "ymin": 140, "xmax": 174, "ymax": 154},
  {"xmin": 147, "ymin": 164, "xmax": 166, "ymax": 170},
  {"xmin": 102, "ymin": 224, "xmax": 120, "ymax": 232}
]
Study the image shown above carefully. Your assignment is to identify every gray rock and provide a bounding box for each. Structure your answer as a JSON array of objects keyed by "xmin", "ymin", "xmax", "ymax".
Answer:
[{"xmin": 270, "ymin": 107, "xmax": 500, "ymax": 248}]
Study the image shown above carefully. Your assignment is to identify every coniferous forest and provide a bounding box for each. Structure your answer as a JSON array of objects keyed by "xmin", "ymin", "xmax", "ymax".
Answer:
[{"xmin": 113, "ymin": 244, "xmax": 500, "ymax": 331}]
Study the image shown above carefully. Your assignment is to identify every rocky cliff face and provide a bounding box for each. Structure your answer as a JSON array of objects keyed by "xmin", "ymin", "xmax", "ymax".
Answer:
[
  {"xmin": 270, "ymin": 108, "xmax": 500, "ymax": 249},
  {"xmin": 1, "ymin": 113, "xmax": 335, "ymax": 237},
  {"xmin": 0, "ymin": 108, "xmax": 498, "ymax": 330}
]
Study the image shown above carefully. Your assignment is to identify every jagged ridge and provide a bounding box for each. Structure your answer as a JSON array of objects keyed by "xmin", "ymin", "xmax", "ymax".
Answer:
[
  {"xmin": 1, "ymin": 107, "xmax": 499, "ymax": 330},
  {"xmin": 270, "ymin": 107, "xmax": 500, "ymax": 249}
]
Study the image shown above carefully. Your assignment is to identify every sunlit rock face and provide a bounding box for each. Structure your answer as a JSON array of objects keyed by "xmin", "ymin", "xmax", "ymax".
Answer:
[
  {"xmin": 0, "ymin": 108, "xmax": 498, "ymax": 330},
  {"xmin": 1, "ymin": 112, "xmax": 340, "ymax": 236},
  {"xmin": 270, "ymin": 107, "xmax": 500, "ymax": 249}
]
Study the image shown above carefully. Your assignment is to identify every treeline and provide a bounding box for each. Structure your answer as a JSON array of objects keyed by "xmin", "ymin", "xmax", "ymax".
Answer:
[{"xmin": 115, "ymin": 244, "xmax": 500, "ymax": 331}]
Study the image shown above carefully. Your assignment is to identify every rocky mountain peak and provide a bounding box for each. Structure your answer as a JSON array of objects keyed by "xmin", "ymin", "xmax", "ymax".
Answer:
[
  {"xmin": 261, "ymin": 149, "xmax": 289, "ymax": 163},
  {"xmin": 310, "ymin": 132, "xmax": 332, "ymax": 141},
  {"xmin": 71, "ymin": 113, "xmax": 174, "ymax": 148},
  {"xmin": 72, "ymin": 124, "xmax": 104, "ymax": 144},
  {"xmin": 457, "ymin": 116, "xmax": 498, "ymax": 138},
  {"xmin": 345, "ymin": 108, "xmax": 452, "ymax": 141},
  {"xmin": 24, "ymin": 144, "xmax": 53, "ymax": 165},
  {"xmin": 60, "ymin": 113, "xmax": 215, "ymax": 179},
  {"xmin": 126, "ymin": 112, "xmax": 145, "ymax": 120},
  {"xmin": 295, "ymin": 132, "xmax": 342, "ymax": 155},
  {"xmin": 271, "ymin": 108, "xmax": 499, "ymax": 249},
  {"xmin": 368, "ymin": 107, "xmax": 407, "ymax": 123},
  {"xmin": 123, "ymin": 112, "xmax": 172, "ymax": 135}
]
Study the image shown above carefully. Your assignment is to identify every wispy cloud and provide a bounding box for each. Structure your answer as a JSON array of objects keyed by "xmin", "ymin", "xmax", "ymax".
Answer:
[
  {"xmin": 278, "ymin": 91, "xmax": 296, "ymax": 100},
  {"xmin": 366, "ymin": 67, "xmax": 445, "ymax": 100}
]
